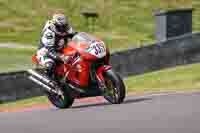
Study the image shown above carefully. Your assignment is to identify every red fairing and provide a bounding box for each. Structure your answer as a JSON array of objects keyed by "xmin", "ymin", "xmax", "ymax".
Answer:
[
  {"xmin": 78, "ymin": 61, "xmax": 91, "ymax": 87},
  {"xmin": 80, "ymin": 52, "xmax": 97, "ymax": 61},
  {"xmin": 67, "ymin": 41, "xmax": 98, "ymax": 61},
  {"xmin": 67, "ymin": 60, "xmax": 91, "ymax": 87},
  {"xmin": 32, "ymin": 55, "xmax": 39, "ymax": 64},
  {"xmin": 62, "ymin": 45, "xmax": 77, "ymax": 56},
  {"xmin": 96, "ymin": 65, "xmax": 112, "ymax": 81},
  {"xmin": 105, "ymin": 49, "xmax": 110, "ymax": 65},
  {"xmin": 55, "ymin": 64, "xmax": 66, "ymax": 76}
]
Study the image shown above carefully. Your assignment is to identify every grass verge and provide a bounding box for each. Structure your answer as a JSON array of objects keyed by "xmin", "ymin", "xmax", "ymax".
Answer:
[
  {"xmin": 126, "ymin": 63, "xmax": 200, "ymax": 93},
  {"xmin": 0, "ymin": 0, "xmax": 193, "ymax": 50},
  {"xmin": 0, "ymin": 48, "xmax": 35, "ymax": 73},
  {"xmin": 0, "ymin": 96, "xmax": 48, "ymax": 110}
]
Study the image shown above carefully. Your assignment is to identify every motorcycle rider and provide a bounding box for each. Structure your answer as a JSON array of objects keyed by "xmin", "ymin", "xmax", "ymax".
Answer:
[{"xmin": 37, "ymin": 12, "xmax": 77, "ymax": 86}]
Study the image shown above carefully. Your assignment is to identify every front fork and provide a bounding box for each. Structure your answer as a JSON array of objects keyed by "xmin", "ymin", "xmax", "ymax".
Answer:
[{"xmin": 95, "ymin": 65, "xmax": 112, "ymax": 93}]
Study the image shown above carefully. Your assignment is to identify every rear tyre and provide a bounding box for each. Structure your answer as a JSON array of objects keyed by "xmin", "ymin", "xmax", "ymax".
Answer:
[
  {"xmin": 47, "ymin": 88, "xmax": 74, "ymax": 109},
  {"xmin": 30, "ymin": 69, "xmax": 74, "ymax": 109},
  {"xmin": 103, "ymin": 69, "xmax": 126, "ymax": 104}
]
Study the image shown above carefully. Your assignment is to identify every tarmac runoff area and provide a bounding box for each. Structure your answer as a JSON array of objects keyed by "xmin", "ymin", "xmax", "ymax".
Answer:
[{"xmin": 0, "ymin": 91, "xmax": 200, "ymax": 133}]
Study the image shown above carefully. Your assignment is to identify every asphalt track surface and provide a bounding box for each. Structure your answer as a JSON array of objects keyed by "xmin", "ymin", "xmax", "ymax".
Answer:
[{"xmin": 0, "ymin": 92, "xmax": 200, "ymax": 133}]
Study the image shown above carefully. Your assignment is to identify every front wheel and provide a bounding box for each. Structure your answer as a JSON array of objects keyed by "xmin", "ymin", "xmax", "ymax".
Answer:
[{"xmin": 103, "ymin": 69, "xmax": 126, "ymax": 104}]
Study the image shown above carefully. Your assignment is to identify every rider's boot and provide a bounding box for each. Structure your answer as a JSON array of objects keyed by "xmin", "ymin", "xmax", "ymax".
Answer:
[
  {"xmin": 45, "ymin": 62, "xmax": 56, "ymax": 80},
  {"xmin": 45, "ymin": 62, "xmax": 62, "ymax": 94}
]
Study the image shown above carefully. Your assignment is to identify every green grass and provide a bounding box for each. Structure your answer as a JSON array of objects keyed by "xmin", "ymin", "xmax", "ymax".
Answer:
[
  {"xmin": 0, "ymin": 1, "xmax": 195, "ymax": 71},
  {"xmin": 0, "ymin": 48, "xmax": 35, "ymax": 72},
  {"xmin": 0, "ymin": 0, "xmax": 194, "ymax": 72},
  {"xmin": 0, "ymin": 0, "xmax": 193, "ymax": 50},
  {"xmin": 125, "ymin": 63, "xmax": 200, "ymax": 93},
  {"xmin": 193, "ymin": 0, "xmax": 200, "ymax": 32},
  {"xmin": 1, "ymin": 63, "xmax": 200, "ymax": 109},
  {"xmin": 0, "ymin": 96, "xmax": 48, "ymax": 109}
]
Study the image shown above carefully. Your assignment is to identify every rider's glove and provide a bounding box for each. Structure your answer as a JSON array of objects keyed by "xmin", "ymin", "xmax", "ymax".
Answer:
[
  {"xmin": 48, "ymin": 51, "xmax": 61, "ymax": 61},
  {"xmin": 59, "ymin": 54, "xmax": 71, "ymax": 63}
]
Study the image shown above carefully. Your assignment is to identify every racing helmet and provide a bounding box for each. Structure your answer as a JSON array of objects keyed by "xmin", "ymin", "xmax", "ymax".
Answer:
[{"xmin": 52, "ymin": 13, "xmax": 69, "ymax": 33}]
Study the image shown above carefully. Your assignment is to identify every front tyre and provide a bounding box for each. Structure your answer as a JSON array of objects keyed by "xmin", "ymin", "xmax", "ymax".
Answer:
[
  {"xmin": 47, "ymin": 89, "xmax": 74, "ymax": 109},
  {"xmin": 103, "ymin": 69, "xmax": 126, "ymax": 104}
]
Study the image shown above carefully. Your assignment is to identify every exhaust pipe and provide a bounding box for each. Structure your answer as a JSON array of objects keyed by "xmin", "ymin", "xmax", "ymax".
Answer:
[
  {"xmin": 28, "ymin": 69, "xmax": 52, "ymax": 85},
  {"xmin": 27, "ymin": 69, "xmax": 63, "ymax": 95},
  {"xmin": 28, "ymin": 76, "xmax": 63, "ymax": 95}
]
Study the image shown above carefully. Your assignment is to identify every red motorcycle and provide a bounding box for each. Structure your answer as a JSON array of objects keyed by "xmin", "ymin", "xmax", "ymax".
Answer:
[{"xmin": 28, "ymin": 32, "xmax": 126, "ymax": 109}]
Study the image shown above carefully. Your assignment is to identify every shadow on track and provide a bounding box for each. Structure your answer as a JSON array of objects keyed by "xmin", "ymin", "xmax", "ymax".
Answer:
[{"xmin": 72, "ymin": 97, "xmax": 152, "ymax": 109}]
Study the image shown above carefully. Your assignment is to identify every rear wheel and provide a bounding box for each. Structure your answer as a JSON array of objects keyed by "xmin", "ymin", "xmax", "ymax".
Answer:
[
  {"xmin": 47, "ymin": 88, "xmax": 74, "ymax": 109},
  {"xmin": 103, "ymin": 69, "xmax": 126, "ymax": 104},
  {"xmin": 30, "ymin": 68, "xmax": 74, "ymax": 109}
]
